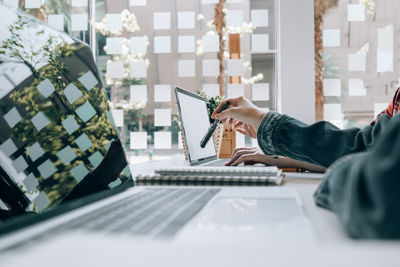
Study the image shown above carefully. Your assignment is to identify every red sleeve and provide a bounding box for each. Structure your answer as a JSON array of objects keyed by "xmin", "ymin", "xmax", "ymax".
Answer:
[{"xmin": 370, "ymin": 88, "xmax": 400, "ymax": 126}]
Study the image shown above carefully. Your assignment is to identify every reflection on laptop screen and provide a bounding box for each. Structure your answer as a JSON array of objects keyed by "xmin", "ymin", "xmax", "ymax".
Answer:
[
  {"xmin": 0, "ymin": 5, "xmax": 131, "ymax": 222},
  {"xmin": 176, "ymin": 90, "xmax": 216, "ymax": 161}
]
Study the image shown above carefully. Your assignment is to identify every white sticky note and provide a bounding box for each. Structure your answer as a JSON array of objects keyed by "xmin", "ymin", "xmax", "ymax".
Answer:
[
  {"xmin": 178, "ymin": 36, "xmax": 195, "ymax": 53},
  {"xmin": 252, "ymin": 34, "xmax": 269, "ymax": 53},
  {"xmin": 374, "ymin": 103, "xmax": 387, "ymax": 118},
  {"xmin": 324, "ymin": 104, "xmax": 342, "ymax": 120},
  {"xmin": 178, "ymin": 60, "xmax": 195, "ymax": 77},
  {"xmin": 130, "ymin": 85, "xmax": 147, "ymax": 102},
  {"xmin": 201, "ymin": 0, "xmax": 218, "ymax": 3},
  {"xmin": 111, "ymin": 109, "xmax": 124, "ymax": 127},
  {"xmin": 227, "ymin": 0, "xmax": 243, "ymax": 2},
  {"xmin": 48, "ymin": 15, "xmax": 64, "ymax": 31},
  {"xmin": 348, "ymin": 4, "xmax": 365, "ymax": 22},
  {"xmin": 154, "ymin": 84, "xmax": 171, "ymax": 102},
  {"xmin": 202, "ymin": 59, "xmax": 219, "ymax": 77},
  {"xmin": 227, "ymin": 59, "xmax": 244, "ymax": 76},
  {"xmin": 252, "ymin": 83, "xmax": 269, "ymax": 101},
  {"xmin": 154, "ymin": 132, "xmax": 171, "ymax": 149},
  {"xmin": 227, "ymin": 84, "xmax": 244, "ymax": 98},
  {"xmin": 106, "ymin": 61, "xmax": 124, "ymax": 79},
  {"xmin": 153, "ymin": 12, "xmax": 170, "ymax": 30},
  {"xmin": 25, "ymin": 0, "xmax": 40, "ymax": 8},
  {"xmin": 31, "ymin": 112, "xmax": 51, "ymax": 132},
  {"xmin": 348, "ymin": 53, "xmax": 366, "ymax": 71},
  {"xmin": 130, "ymin": 132, "xmax": 147, "ymax": 149},
  {"xmin": 106, "ymin": 13, "xmax": 122, "ymax": 31},
  {"xmin": 154, "ymin": 109, "xmax": 171, "ymax": 127},
  {"xmin": 154, "ymin": 36, "xmax": 171, "ymax": 53},
  {"xmin": 130, "ymin": 36, "xmax": 147, "ymax": 54},
  {"xmin": 203, "ymin": 35, "xmax": 219, "ymax": 52},
  {"xmin": 130, "ymin": 61, "xmax": 147, "ymax": 78},
  {"xmin": 106, "ymin": 37, "xmax": 124, "ymax": 55},
  {"xmin": 4, "ymin": 107, "xmax": 22, "ymax": 129},
  {"xmin": 129, "ymin": 0, "xmax": 146, "ymax": 6},
  {"xmin": 71, "ymin": 14, "xmax": 88, "ymax": 31},
  {"xmin": 226, "ymin": 10, "xmax": 243, "ymax": 27},
  {"xmin": 236, "ymin": 132, "xmax": 245, "ymax": 148},
  {"xmin": 377, "ymin": 26, "xmax": 393, "ymax": 73},
  {"xmin": 323, "ymin": 79, "xmax": 341, "ymax": 96},
  {"xmin": 64, "ymin": 83, "xmax": 83, "ymax": 104},
  {"xmin": 348, "ymin": 79, "xmax": 366, "ymax": 96},
  {"xmin": 178, "ymin": 12, "xmax": 195, "ymax": 29},
  {"xmin": 323, "ymin": 29, "xmax": 340, "ymax": 47},
  {"xmin": 3, "ymin": 0, "xmax": 18, "ymax": 8},
  {"xmin": 203, "ymin": 84, "xmax": 220, "ymax": 97},
  {"xmin": 251, "ymin": 9, "xmax": 268, "ymax": 27},
  {"xmin": 71, "ymin": 0, "xmax": 87, "ymax": 7}
]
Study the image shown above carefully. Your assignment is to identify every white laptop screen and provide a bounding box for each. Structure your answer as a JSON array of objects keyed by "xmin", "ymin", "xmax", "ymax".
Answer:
[{"xmin": 176, "ymin": 90, "xmax": 216, "ymax": 161}]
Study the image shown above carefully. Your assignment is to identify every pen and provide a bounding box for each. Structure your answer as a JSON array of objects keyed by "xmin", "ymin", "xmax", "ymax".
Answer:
[{"xmin": 200, "ymin": 101, "xmax": 230, "ymax": 148}]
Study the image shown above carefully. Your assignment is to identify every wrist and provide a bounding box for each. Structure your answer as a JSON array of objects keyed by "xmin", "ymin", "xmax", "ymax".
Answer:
[{"xmin": 253, "ymin": 110, "xmax": 267, "ymax": 130}]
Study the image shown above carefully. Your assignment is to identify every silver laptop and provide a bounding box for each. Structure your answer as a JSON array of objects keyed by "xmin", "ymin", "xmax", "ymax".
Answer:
[{"xmin": 0, "ymin": 4, "xmax": 313, "ymax": 256}]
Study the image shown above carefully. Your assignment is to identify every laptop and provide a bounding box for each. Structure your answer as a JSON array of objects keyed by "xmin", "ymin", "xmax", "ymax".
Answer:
[
  {"xmin": 175, "ymin": 87, "xmax": 229, "ymax": 166},
  {"xmin": 0, "ymin": 4, "xmax": 314, "ymax": 256}
]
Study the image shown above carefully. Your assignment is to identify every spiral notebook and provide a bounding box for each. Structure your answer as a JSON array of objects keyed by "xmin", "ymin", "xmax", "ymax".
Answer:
[{"xmin": 135, "ymin": 166, "xmax": 285, "ymax": 186}]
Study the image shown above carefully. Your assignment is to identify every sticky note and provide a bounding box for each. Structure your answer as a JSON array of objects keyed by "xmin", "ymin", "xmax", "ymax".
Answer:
[
  {"xmin": 178, "ymin": 60, "xmax": 195, "ymax": 77},
  {"xmin": 79, "ymin": 71, "xmax": 98, "ymax": 91},
  {"xmin": 202, "ymin": 59, "xmax": 219, "ymax": 77},
  {"xmin": 3, "ymin": 0, "xmax": 18, "ymax": 8},
  {"xmin": 75, "ymin": 101, "xmax": 96, "ymax": 122},
  {"xmin": 153, "ymin": 12, "xmax": 170, "ymax": 30},
  {"xmin": 71, "ymin": 14, "xmax": 88, "ymax": 31},
  {"xmin": 106, "ymin": 14, "xmax": 122, "ymax": 31},
  {"xmin": 23, "ymin": 173, "xmax": 39, "ymax": 191},
  {"xmin": 88, "ymin": 151, "xmax": 104, "ymax": 168},
  {"xmin": 48, "ymin": 15, "xmax": 64, "ymax": 31},
  {"xmin": 130, "ymin": 85, "xmax": 147, "ymax": 102},
  {"xmin": 251, "ymin": 9, "xmax": 268, "ymax": 27},
  {"xmin": 203, "ymin": 35, "xmax": 219, "ymax": 52},
  {"xmin": 202, "ymin": 84, "xmax": 220, "ymax": 97},
  {"xmin": 154, "ymin": 132, "xmax": 171, "ymax": 149},
  {"xmin": 31, "ymin": 112, "xmax": 51, "ymax": 131},
  {"xmin": 227, "ymin": 0, "xmax": 243, "ymax": 2},
  {"xmin": 348, "ymin": 79, "xmax": 366, "ymax": 96},
  {"xmin": 64, "ymin": 83, "xmax": 83, "ymax": 104},
  {"xmin": 12, "ymin": 156, "xmax": 28, "ymax": 173},
  {"xmin": 323, "ymin": 29, "xmax": 340, "ymax": 47},
  {"xmin": 226, "ymin": 10, "xmax": 243, "ymax": 27},
  {"xmin": 56, "ymin": 145, "xmax": 77, "ymax": 165},
  {"xmin": 236, "ymin": 132, "xmax": 245, "ymax": 148},
  {"xmin": 71, "ymin": 0, "xmax": 87, "ymax": 7},
  {"xmin": 374, "ymin": 103, "xmax": 387, "ymax": 117},
  {"xmin": 348, "ymin": 53, "xmax": 366, "ymax": 71},
  {"xmin": 348, "ymin": 4, "xmax": 365, "ymax": 22},
  {"xmin": 38, "ymin": 159, "xmax": 57, "ymax": 179},
  {"xmin": 377, "ymin": 26, "xmax": 393, "ymax": 73},
  {"xmin": 71, "ymin": 164, "xmax": 89, "ymax": 183},
  {"xmin": 106, "ymin": 61, "xmax": 124, "ymax": 79},
  {"xmin": 33, "ymin": 192, "xmax": 50, "ymax": 211},
  {"xmin": 106, "ymin": 37, "xmax": 124, "ymax": 55},
  {"xmin": 178, "ymin": 35, "xmax": 195, "ymax": 53},
  {"xmin": 4, "ymin": 107, "xmax": 22, "ymax": 129},
  {"xmin": 25, "ymin": 0, "xmax": 40, "ymax": 9},
  {"xmin": 324, "ymin": 104, "xmax": 342, "ymax": 120},
  {"xmin": 37, "ymin": 79, "xmax": 56, "ymax": 98},
  {"xmin": 62, "ymin": 115, "xmax": 79, "ymax": 135},
  {"xmin": 154, "ymin": 36, "xmax": 171, "ymax": 53},
  {"xmin": 201, "ymin": 0, "xmax": 218, "ymax": 3},
  {"xmin": 252, "ymin": 34, "xmax": 269, "ymax": 53},
  {"xmin": 323, "ymin": 79, "xmax": 341, "ymax": 96},
  {"xmin": 110, "ymin": 109, "xmax": 124, "ymax": 127},
  {"xmin": 75, "ymin": 133, "xmax": 93, "ymax": 151},
  {"xmin": 252, "ymin": 83, "xmax": 269, "ymax": 101},
  {"xmin": 130, "ymin": 36, "xmax": 147, "ymax": 54},
  {"xmin": 178, "ymin": 12, "xmax": 195, "ymax": 29},
  {"xmin": 130, "ymin": 61, "xmax": 147, "ymax": 78},
  {"xmin": 227, "ymin": 59, "xmax": 244, "ymax": 76},
  {"xmin": 227, "ymin": 84, "xmax": 244, "ymax": 98},
  {"xmin": 154, "ymin": 84, "xmax": 171, "ymax": 102},
  {"xmin": 129, "ymin": 0, "xmax": 147, "ymax": 6},
  {"xmin": 0, "ymin": 138, "xmax": 17, "ymax": 157},
  {"xmin": 130, "ymin": 132, "xmax": 148, "ymax": 149},
  {"xmin": 154, "ymin": 109, "xmax": 171, "ymax": 127},
  {"xmin": 28, "ymin": 142, "xmax": 45, "ymax": 161}
]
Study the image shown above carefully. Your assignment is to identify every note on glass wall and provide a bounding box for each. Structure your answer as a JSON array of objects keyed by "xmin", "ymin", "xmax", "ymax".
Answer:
[
  {"xmin": 25, "ymin": 0, "xmax": 41, "ymax": 8},
  {"xmin": 203, "ymin": 35, "xmax": 219, "ymax": 52},
  {"xmin": 374, "ymin": 103, "xmax": 387, "ymax": 118},
  {"xmin": 178, "ymin": 36, "xmax": 195, "ymax": 53},
  {"xmin": 201, "ymin": 0, "xmax": 218, "ymax": 4},
  {"xmin": 227, "ymin": 59, "xmax": 244, "ymax": 76},
  {"xmin": 323, "ymin": 79, "xmax": 341, "ymax": 96},
  {"xmin": 71, "ymin": 0, "xmax": 87, "ymax": 7},
  {"xmin": 377, "ymin": 26, "xmax": 393, "ymax": 73},
  {"xmin": 348, "ymin": 79, "xmax": 366, "ymax": 96},
  {"xmin": 178, "ymin": 12, "xmax": 195, "ymax": 29},
  {"xmin": 130, "ymin": 85, "xmax": 147, "ymax": 102},
  {"xmin": 251, "ymin": 9, "xmax": 268, "ymax": 27},
  {"xmin": 130, "ymin": 61, "xmax": 147, "ymax": 78},
  {"xmin": 48, "ymin": 15, "xmax": 64, "ymax": 31},
  {"xmin": 153, "ymin": 12, "xmax": 170, "ymax": 30},
  {"xmin": 154, "ymin": 84, "xmax": 171, "ymax": 102},
  {"xmin": 106, "ymin": 14, "xmax": 122, "ymax": 31},
  {"xmin": 324, "ymin": 104, "xmax": 342, "ymax": 121},
  {"xmin": 111, "ymin": 109, "xmax": 124, "ymax": 127},
  {"xmin": 130, "ymin": 36, "xmax": 147, "ymax": 54},
  {"xmin": 202, "ymin": 84, "xmax": 219, "ymax": 97},
  {"xmin": 226, "ymin": 10, "xmax": 243, "ymax": 27},
  {"xmin": 154, "ymin": 36, "xmax": 171, "ymax": 54},
  {"xmin": 252, "ymin": 34, "xmax": 269, "ymax": 53},
  {"xmin": 130, "ymin": 132, "xmax": 147, "ymax": 149},
  {"xmin": 71, "ymin": 14, "xmax": 88, "ymax": 31},
  {"xmin": 347, "ymin": 4, "xmax": 365, "ymax": 22},
  {"xmin": 178, "ymin": 60, "xmax": 195, "ymax": 77},
  {"xmin": 227, "ymin": 84, "xmax": 244, "ymax": 98},
  {"xmin": 129, "ymin": 0, "xmax": 147, "ymax": 6},
  {"xmin": 348, "ymin": 53, "xmax": 366, "ymax": 72},
  {"xmin": 154, "ymin": 109, "xmax": 171, "ymax": 127},
  {"xmin": 106, "ymin": 37, "xmax": 124, "ymax": 55},
  {"xmin": 3, "ymin": 0, "xmax": 18, "ymax": 8},
  {"xmin": 227, "ymin": 0, "xmax": 243, "ymax": 3},
  {"xmin": 323, "ymin": 29, "xmax": 340, "ymax": 47},
  {"xmin": 202, "ymin": 60, "xmax": 219, "ymax": 77},
  {"xmin": 154, "ymin": 132, "xmax": 171, "ymax": 149},
  {"xmin": 252, "ymin": 83, "xmax": 269, "ymax": 101},
  {"xmin": 106, "ymin": 61, "xmax": 123, "ymax": 79}
]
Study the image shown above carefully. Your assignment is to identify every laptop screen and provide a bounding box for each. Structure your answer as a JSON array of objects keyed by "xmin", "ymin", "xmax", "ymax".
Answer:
[
  {"xmin": 175, "ymin": 88, "xmax": 216, "ymax": 162},
  {"xmin": 0, "ymin": 5, "xmax": 131, "ymax": 223}
]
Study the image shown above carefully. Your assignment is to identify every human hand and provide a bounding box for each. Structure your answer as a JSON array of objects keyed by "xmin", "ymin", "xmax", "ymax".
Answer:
[
  {"xmin": 211, "ymin": 96, "xmax": 266, "ymax": 131},
  {"xmin": 233, "ymin": 122, "xmax": 257, "ymax": 138}
]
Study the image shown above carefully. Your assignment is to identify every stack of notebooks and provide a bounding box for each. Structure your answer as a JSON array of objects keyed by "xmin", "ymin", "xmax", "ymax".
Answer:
[{"xmin": 135, "ymin": 166, "xmax": 285, "ymax": 186}]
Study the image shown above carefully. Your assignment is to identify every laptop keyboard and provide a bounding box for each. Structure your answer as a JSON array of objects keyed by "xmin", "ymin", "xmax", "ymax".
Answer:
[
  {"xmin": 63, "ymin": 188, "xmax": 220, "ymax": 238},
  {"xmin": 202, "ymin": 159, "xmax": 228, "ymax": 166}
]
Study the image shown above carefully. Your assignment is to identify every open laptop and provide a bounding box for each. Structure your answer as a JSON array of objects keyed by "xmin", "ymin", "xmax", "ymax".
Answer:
[{"xmin": 0, "ymin": 4, "xmax": 314, "ymax": 256}]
